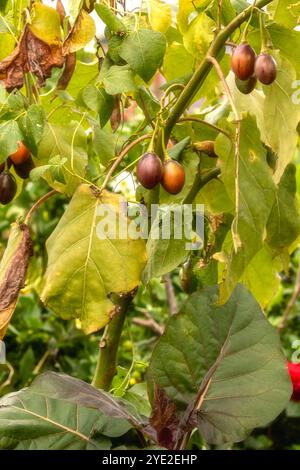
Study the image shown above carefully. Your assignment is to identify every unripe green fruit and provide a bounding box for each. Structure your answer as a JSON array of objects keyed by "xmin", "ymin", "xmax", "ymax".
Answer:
[{"xmin": 235, "ymin": 75, "xmax": 257, "ymax": 94}]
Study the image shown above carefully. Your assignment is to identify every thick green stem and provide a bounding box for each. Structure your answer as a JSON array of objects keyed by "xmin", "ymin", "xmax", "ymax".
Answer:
[
  {"xmin": 92, "ymin": 292, "xmax": 135, "ymax": 390},
  {"xmin": 183, "ymin": 168, "xmax": 221, "ymax": 204},
  {"xmin": 162, "ymin": 0, "xmax": 273, "ymax": 147}
]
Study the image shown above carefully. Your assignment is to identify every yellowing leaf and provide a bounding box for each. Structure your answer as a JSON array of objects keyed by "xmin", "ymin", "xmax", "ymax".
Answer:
[
  {"xmin": 149, "ymin": 0, "xmax": 172, "ymax": 33},
  {"xmin": 177, "ymin": 0, "xmax": 210, "ymax": 33},
  {"xmin": 183, "ymin": 13, "xmax": 215, "ymax": 58},
  {"xmin": 41, "ymin": 185, "xmax": 147, "ymax": 334},
  {"xmin": 29, "ymin": 3, "xmax": 62, "ymax": 45},
  {"xmin": 63, "ymin": 10, "xmax": 96, "ymax": 54}
]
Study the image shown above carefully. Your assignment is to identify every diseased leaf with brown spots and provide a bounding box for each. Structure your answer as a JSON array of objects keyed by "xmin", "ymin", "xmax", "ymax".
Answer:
[
  {"xmin": 0, "ymin": 223, "xmax": 33, "ymax": 339},
  {"xmin": 0, "ymin": 26, "xmax": 64, "ymax": 91},
  {"xmin": 150, "ymin": 385, "xmax": 179, "ymax": 450}
]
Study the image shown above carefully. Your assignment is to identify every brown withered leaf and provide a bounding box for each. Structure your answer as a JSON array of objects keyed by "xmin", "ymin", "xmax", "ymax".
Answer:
[
  {"xmin": 150, "ymin": 385, "xmax": 180, "ymax": 450},
  {"xmin": 0, "ymin": 223, "xmax": 33, "ymax": 340},
  {"xmin": 57, "ymin": 52, "xmax": 76, "ymax": 90},
  {"xmin": 0, "ymin": 26, "xmax": 64, "ymax": 91},
  {"xmin": 110, "ymin": 95, "xmax": 122, "ymax": 132}
]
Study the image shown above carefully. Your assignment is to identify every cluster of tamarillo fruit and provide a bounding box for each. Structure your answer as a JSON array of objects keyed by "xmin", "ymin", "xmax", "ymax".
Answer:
[
  {"xmin": 137, "ymin": 152, "xmax": 186, "ymax": 195},
  {"xmin": 231, "ymin": 42, "xmax": 277, "ymax": 94},
  {"xmin": 0, "ymin": 142, "xmax": 34, "ymax": 205}
]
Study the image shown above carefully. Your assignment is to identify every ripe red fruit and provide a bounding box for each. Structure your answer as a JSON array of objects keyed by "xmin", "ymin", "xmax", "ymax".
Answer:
[
  {"xmin": 13, "ymin": 156, "xmax": 35, "ymax": 179},
  {"xmin": 254, "ymin": 53, "xmax": 277, "ymax": 85},
  {"xmin": 288, "ymin": 361, "xmax": 300, "ymax": 401},
  {"xmin": 231, "ymin": 43, "xmax": 256, "ymax": 81},
  {"xmin": 9, "ymin": 141, "xmax": 30, "ymax": 165},
  {"xmin": 0, "ymin": 171, "xmax": 17, "ymax": 205},
  {"xmin": 161, "ymin": 160, "xmax": 185, "ymax": 195},
  {"xmin": 136, "ymin": 152, "xmax": 162, "ymax": 189},
  {"xmin": 235, "ymin": 75, "xmax": 257, "ymax": 95}
]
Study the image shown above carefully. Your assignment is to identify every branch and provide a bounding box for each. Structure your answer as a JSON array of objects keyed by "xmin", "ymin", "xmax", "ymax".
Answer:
[
  {"xmin": 183, "ymin": 167, "xmax": 221, "ymax": 204},
  {"xmin": 92, "ymin": 290, "xmax": 136, "ymax": 390},
  {"xmin": 100, "ymin": 134, "xmax": 151, "ymax": 191},
  {"xmin": 163, "ymin": 274, "xmax": 177, "ymax": 316},
  {"xmin": 24, "ymin": 190, "xmax": 57, "ymax": 225},
  {"xmin": 278, "ymin": 263, "xmax": 300, "ymax": 331},
  {"xmin": 162, "ymin": 0, "xmax": 273, "ymax": 146}
]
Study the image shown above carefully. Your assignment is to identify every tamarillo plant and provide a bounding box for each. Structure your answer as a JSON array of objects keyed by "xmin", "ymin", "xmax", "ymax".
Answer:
[{"xmin": 0, "ymin": 0, "xmax": 299, "ymax": 451}]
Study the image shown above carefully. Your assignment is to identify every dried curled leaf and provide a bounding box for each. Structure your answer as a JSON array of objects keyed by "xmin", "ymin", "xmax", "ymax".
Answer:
[
  {"xmin": 0, "ymin": 223, "xmax": 33, "ymax": 339},
  {"xmin": 0, "ymin": 26, "xmax": 64, "ymax": 91},
  {"xmin": 63, "ymin": 9, "xmax": 96, "ymax": 54},
  {"xmin": 110, "ymin": 95, "xmax": 122, "ymax": 132},
  {"xmin": 150, "ymin": 385, "xmax": 179, "ymax": 450},
  {"xmin": 57, "ymin": 52, "xmax": 76, "ymax": 90}
]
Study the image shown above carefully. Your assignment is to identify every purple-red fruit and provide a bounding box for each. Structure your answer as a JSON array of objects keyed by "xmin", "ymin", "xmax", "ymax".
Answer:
[
  {"xmin": 136, "ymin": 152, "xmax": 162, "ymax": 189},
  {"xmin": 235, "ymin": 74, "xmax": 257, "ymax": 94},
  {"xmin": 161, "ymin": 160, "xmax": 185, "ymax": 195},
  {"xmin": 13, "ymin": 156, "xmax": 35, "ymax": 179},
  {"xmin": 254, "ymin": 53, "xmax": 277, "ymax": 85},
  {"xmin": 0, "ymin": 171, "xmax": 17, "ymax": 205},
  {"xmin": 231, "ymin": 43, "xmax": 256, "ymax": 81}
]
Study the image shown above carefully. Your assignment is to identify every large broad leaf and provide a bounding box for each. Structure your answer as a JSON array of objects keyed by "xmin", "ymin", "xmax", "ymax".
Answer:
[
  {"xmin": 262, "ymin": 52, "xmax": 300, "ymax": 183},
  {"xmin": 266, "ymin": 164, "xmax": 300, "ymax": 252},
  {"xmin": 102, "ymin": 65, "xmax": 137, "ymax": 95},
  {"xmin": 41, "ymin": 185, "xmax": 147, "ymax": 334},
  {"xmin": 163, "ymin": 43, "xmax": 194, "ymax": 82},
  {"xmin": 215, "ymin": 116, "xmax": 277, "ymax": 302},
  {"xmin": 142, "ymin": 205, "xmax": 192, "ymax": 282},
  {"xmin": 177, "ymin": 0, "xmax": 210, "ymax": 33},
  {"xmin": 37, "ymin": 122, "xmax": 88, "ymax": 196},
  {"xmin": 183, "ymin": 13, "xmax": 215, "ymax": 59},
  {"xmin": 268, "ymin": 0, "xmax": 300, "ymax": 28},
  {"xmin": 119, "ymin": 30, "xmax": 166, "ymax": 82},
  {"xmin": 20, "ymin": 104, "xmax": 46, "ymax": 154},
  {"xmin": 0, "ymin": 223, "xmax": 33, "ymax": 340},
  {"xmin": 0, "ymin": 371, "xmax": 145, "ymax": 450},
  {"xmin": 148, "ymin": 284, "xmax": 292, "ymax": 446}
]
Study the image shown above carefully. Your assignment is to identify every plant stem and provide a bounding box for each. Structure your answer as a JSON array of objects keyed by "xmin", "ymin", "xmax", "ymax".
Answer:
[
  {"xmin": 161, "ymin": 0, "xmax": 273, "ymax": 148},
  {"xmin": 183, "ymin": 168, "xmax": 221, "ymax": 204},
  {"xmin": 24, "ymin": 190, "xmax": 57, "ymax": 225},
  {"xmin": 92, "ymin": 292, "xmax": 135, "ymax": 390}
]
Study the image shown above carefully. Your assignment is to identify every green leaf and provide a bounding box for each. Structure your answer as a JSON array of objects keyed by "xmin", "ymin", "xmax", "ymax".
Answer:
[
  {"xmin": 183, "ymin": 13, "xmax": 215, "ymax": 59},
  {"xmin": 148, "ymin": 284, "xmax": 292, "ymax": 445},
  {"xmin": 20, "ymin": 104, "xmax": 46, "ymax": 154},
  {"xmin": 262, "ymin": 52, "xmax": 300, "ymax": 182},
  {"xmin": 142, "ymin": 205, "xmax": 192, "ymax": 282},
  {"xmin": 215, "ymin": 116, "xmax": 277, "ymax": 303},
  {"xmin": 0, "ymin": 371, "xmax": 141, "ymax": 449},
  {"xmin": 177, "ymin": 0, "xmax": 211, "ymax": 33},
  {"xmin": 37, "ymin": 122, "xmax": 88, "ymax": 196},
  {"xmin": 93, "ymin": 126, "xmax": 116, "ymax": 167},
  {"xmin": 266, "ymin": 164, "xmax": 300, "ymax": 252},
  {"xmin": 102, "ymin": 65, "xmax": 137, "ymax": 95},
  {"xmin": 135, "ymin": 87, "xmax": 160, "ymax": 121},
  {"xmin": 29, "ymin": 3, "xmax": 62, "ymax": 45},
  {"xmin": 63, "ymin": 10, "xmax": 96, "ymax": 54},
  {"xmin": 268, "ymin": 0, "xmax": 300, "ymax": 28},
  {"xmin": 0, "ymin": 121, "xmax": 24, "ymax": 164},
  {"xmin": 95, "ymin": 4, "xmax": 127, "ymax": 33},
  {"xmin": 119, "ymin": 30, "xmax": 166, "ymax": 82},
  {"xmin": 41, "ymin": 185, "xmax": 147, "ymax": 334},
  {"xmin": 30, "ymin": 156, "xmax": 67, "ymax": 182},
  {"xmin": 163, "ymin": 42, "xmax": 194, "ymax": 82},
  {"xmin": 77, "ymin": 85, "xmax": 114, "ymax": 127}
]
